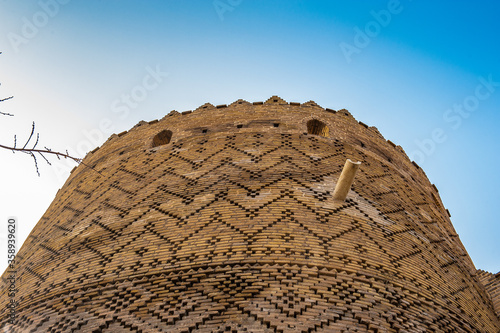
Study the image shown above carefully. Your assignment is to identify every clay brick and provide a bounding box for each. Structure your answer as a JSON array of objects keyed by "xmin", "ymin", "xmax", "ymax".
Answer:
[{"xmin": 0, "ymin": 97, "xmax": 498, "ymax": 332}]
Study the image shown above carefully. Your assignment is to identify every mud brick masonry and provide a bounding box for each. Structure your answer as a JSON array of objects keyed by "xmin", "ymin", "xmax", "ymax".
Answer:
[{"xmin": 1, "ymin": 96, "xmax": 499, "ymax": 332}]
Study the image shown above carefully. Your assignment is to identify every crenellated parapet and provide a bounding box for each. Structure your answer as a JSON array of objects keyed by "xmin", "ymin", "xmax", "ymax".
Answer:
[{"xmin": 1, "ymin": 96, "xmax": 498, "ymax": 332}]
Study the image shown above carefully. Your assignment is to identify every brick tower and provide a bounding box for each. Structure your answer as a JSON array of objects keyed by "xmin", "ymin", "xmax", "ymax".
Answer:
[{"xmin": 1, "ymin": 96, "xmax": 499, "ymax": 332}]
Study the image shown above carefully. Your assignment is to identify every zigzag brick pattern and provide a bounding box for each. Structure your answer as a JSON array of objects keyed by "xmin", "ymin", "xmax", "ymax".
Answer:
[{"xmin": 1, "ymin": 96, "xmax": 499, "ymax": 332}]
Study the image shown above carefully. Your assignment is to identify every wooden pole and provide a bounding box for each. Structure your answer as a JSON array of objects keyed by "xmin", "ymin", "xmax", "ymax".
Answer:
[{"xmin": 333, "ymin": 159, "xmax": 361, "ymax": 201}]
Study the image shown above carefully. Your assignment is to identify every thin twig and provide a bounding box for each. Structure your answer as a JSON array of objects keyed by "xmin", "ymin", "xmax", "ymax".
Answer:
[
  {"xmin": 1, "ymin": 143, "xmax": 103, "ymax": 176},
  {"xmin": 0, "ymin": 121, "xmax": 103, "ymax": 176},
  {"xmin": 30, "ymin": 152, "xmax": 40, "ymax": 176},
  {"xmin": 33, "ymin": 133, "xmax": 40, "ymax": 149},
  {"xmin": 0, "ymin": 96, "xmax": 14, "ymax": 116},
  {"xmin": 1, "ymin": 144, "xmax": 82, "ymax": 162},
  {"xmin": 0, "ymin": 96, "xmax": 14, "ymax": 102},
  {"xmin": 38, "ymin": 151, "xmax": 51, "ymax": 166},
  {"xmin": 22, "ymin": 122, "xmax": 35, "ymax": 149}
]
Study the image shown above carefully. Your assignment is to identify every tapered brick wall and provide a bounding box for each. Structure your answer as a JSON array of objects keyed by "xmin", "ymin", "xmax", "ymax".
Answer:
[
  {"xmin": 478, "ymin": 270, "xmax": 500, "ymax": 318},
  {"xmin": 1, "ymin": 96, "xmax": 499, "ymax": 332}
]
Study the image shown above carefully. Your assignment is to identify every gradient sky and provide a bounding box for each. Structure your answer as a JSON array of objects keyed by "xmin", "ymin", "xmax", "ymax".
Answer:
[{"xmin": 1, "ymin": 1, "xmax": 499, "ymax": 273}]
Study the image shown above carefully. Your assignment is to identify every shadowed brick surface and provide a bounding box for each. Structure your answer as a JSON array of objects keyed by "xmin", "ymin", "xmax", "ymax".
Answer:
[
  {"xmin": 478, "ymin": 270, "xmax": 500, "ymax": 318},
  {"xmin": 1, "ymin": 96, "xmax": 499, "ymax": 332}
]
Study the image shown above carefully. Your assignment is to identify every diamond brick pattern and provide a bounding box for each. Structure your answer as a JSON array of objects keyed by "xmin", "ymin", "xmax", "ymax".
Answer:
[{"xmin": 1, "ymin": 97, "xmax": 499, "ymax": 332}]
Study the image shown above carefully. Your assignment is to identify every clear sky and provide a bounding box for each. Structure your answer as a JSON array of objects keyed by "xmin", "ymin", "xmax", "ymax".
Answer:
[{"xmin": 0, "ymin": 1, "xmax": 499, "ymax": 273}]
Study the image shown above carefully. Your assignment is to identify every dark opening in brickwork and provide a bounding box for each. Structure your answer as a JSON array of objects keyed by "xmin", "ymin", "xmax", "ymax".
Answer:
[
  {"xmin": 4, "ymin": 97, "xmax": 499, "ymax": 332},
  {"xmin": 152, "ymin": 130, "xmax": 172, "ymax": 147},
  {"xmin": 307, "ymin": 119, "xmax": 329, "ymax": 137}
]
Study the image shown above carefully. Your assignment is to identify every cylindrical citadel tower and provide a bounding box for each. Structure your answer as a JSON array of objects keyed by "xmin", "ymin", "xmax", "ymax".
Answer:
[{"xmin": 1, "ymin": 96, "xmax": 499, "ymax": 332}]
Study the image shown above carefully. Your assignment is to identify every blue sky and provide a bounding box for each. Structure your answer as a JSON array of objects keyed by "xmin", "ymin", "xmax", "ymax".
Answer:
[{"xmin": 0, "ymin": 0, "xmax": 499, "ymax": 273}]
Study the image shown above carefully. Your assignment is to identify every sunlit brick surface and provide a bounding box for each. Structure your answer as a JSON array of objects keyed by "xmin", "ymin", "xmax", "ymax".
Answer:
[{"xmin": 1, "ymin": 97, "xmax": 499, "ymax": 332}]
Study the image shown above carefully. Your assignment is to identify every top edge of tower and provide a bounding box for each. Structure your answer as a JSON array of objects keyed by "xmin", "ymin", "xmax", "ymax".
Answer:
[
  {"xmin": 70, "ymin": 97, "xmax": 447, "ymax": 213},
  {"xmin": 75, "ymin": 96, "xmax": 434, "ymax": 183}
]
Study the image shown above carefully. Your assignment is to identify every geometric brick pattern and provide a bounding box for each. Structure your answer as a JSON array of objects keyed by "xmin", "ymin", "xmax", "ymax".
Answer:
[{"xmin": 1, "ymin": 96, "xmax": 499, "ymax": 332}]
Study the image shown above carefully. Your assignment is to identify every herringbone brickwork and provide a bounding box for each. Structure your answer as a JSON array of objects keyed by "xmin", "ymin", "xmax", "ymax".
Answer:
[{"xmin": 1, "ymin": 96, "xmax": 499, "ymax": 332}]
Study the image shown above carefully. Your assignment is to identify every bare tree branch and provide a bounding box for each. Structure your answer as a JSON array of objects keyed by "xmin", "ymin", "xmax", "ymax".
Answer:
[
  {"xmin": 0, "ymin": 52, "xmax": 14, "ymax": 115},
  {"xmin": 1, "ymin": 52, "xmax": 97, "ymax": 176},
  {"xmin": 22, "ymin": 122, "xmax": 35, "ymax": 149},
  {"xmin": 1, "ymin": 96, "xmax": 14, "ymax": 103},
  {"xmin": 0, "ymin": 123, "xmax": 83, "ymax": 176},
  {"xmin": 0, "ymin": 122, "xmax": 103, "ymax": 177},
  {"xmin": 0, "ymin": 83, "xmax": 14, "ymax": 115},
  {"xmin": 0, "ymin": 111, "xmax": 98, "ymax": 176},
  {"xmin": 0, "ymin": 140, "xmax": 102, "ymax": 177},
  {"xmin": 1, "ymin": 144, "xmax": 82, "ymax": 163}
]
